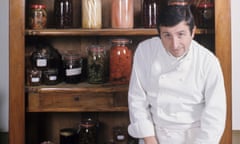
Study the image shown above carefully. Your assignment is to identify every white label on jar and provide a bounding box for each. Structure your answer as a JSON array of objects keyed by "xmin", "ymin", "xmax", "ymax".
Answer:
[
  {"xmin": 37, "ymin": 59, "xmax": 47, "ymax": 67},
  {"xmin": 49, "ymin": 76, "xmax": 57, "ymax": 81},
  {"xmin": 31, "ymin": 77, "xmax": 40, "ymax": 83},
  {"xmin": 66, "ymin": 68, "xmax": 82, "ymax": 76},
  {"xmin": 117, "ymin": 135, "xmax": 125, "ymax": 140}
]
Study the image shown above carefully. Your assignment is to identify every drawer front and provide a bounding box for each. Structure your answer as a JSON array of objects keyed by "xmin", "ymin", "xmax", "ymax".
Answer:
[{"xmin": 27, "ymin": 91, "xmax": 128, "ymax": 112}]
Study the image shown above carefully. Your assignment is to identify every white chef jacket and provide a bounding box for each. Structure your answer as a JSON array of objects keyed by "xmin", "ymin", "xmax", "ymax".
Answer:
[{"xmin": 128, "ymin": 37, "xmax": 226, "ymax": 144}]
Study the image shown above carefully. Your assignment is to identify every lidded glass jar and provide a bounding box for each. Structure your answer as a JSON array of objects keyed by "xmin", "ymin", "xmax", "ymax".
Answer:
[
  {"xmin": 78, "ymin": 118, "xmax": 98, "ymax": 144},
  {"xmin": 142, "ymin": 0, "xmax": 160, "ymax": 28},
  {"xmin": 29, "ymin": 4, "xmax": 47, "ymax": 29},
  {"xmin": 82, "ymin": 0, "xmax": 102, "ymax": 29},
  {"xmin": 60, "ymin": 128, "xmax": 77, "ymax": 144},
  {"xmin": 26, "ymin": 67, "xmax": 42, "ymax": 86},
  {"xmin": 62, "ymin": 52, "xmax": 83, "ymax": 84},
  {"xmin": 54, "ymin": 0, "xmax": 73, "ymax": 28},
  {"xmin": 87, "ymin": 45, "xmax": 106, "ymax": 84},
  {"xmin": 31, "ymin": 46, "xmax": 51, "ymax": 69},
  {"xmin": 111, "ymin": 0, "xmax": 134, "ymax": 28},
  {"xmin": 42, "ymin": 68, "xmax": 61, "ymax": 85},
  {"xmin": 109, "ymin": 38, "xmax": 133, "ymax": 84}
]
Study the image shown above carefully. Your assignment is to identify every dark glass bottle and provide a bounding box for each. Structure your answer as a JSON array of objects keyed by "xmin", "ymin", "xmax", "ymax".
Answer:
[
  {"xmin": 142, "ymin": 0, "xmax": 160, "ymax": 28},
  {"xmin": 54, "ymin": 0, "xmax": 73, "ymax": 28}
]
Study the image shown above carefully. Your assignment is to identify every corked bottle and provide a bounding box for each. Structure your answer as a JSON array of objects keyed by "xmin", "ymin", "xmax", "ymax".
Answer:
[{"xmin": 109, "ymin": 38, "xmax": 133, "ymax": 84}]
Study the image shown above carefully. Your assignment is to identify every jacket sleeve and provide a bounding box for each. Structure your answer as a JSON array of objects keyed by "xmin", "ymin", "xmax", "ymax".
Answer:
[
  {"xmin": 193, "ymin": 57, "xmax": 226, "ymax": 144},
  {"xmin": 127, "ymin": 45, "xmax": 155, "ymax": 138}
]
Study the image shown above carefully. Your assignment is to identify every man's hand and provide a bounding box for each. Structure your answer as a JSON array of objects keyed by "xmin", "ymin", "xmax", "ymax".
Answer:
[{"xmin": 144, "ymin": 136, "xmax": 158, "ymax": 144}]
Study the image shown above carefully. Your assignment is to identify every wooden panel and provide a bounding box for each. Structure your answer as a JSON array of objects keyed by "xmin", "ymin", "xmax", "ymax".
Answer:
[{"xmin": 215, "ymin": 0, "xmax": 232, "ymax": 144}]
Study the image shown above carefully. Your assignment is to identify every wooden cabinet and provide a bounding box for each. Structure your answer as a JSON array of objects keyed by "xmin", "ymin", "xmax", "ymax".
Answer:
[{"xmin": 9, "ymin": 0, "xmax": 232, "ymax": 144}]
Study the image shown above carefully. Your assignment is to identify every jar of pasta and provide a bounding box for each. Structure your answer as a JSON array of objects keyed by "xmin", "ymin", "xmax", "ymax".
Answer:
[
  {"xmin": 109, "ymin": 38, "xmax": 133, "ymax": 84},
  {"xmin": 29, "ymin": 4, "xmax": 47, "ymax": 29},
  {"xmin": 111, "ymin": 0, "xmax": 134, "ymax": 28},
  {"xmin": 87, "ymin": 45, "xmax": 106, "ymax": 84},
  {"xmin": 82, "ymin": 0, "xmax": 102, "ymax": 29}
]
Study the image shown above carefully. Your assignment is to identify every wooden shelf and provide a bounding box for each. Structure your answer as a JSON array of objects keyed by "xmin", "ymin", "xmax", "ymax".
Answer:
[
  {"xmin": 25, "ymin": 28, "xmax": 214, "ymax": 36},
  {"xmin": 26, "ymin": 82, "xmax": 129, "ymax": 112}
]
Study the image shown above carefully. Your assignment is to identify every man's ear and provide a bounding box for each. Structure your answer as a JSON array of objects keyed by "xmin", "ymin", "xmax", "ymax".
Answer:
[{"xmin": 191, "ymin": 26, "xmax": 196, "ymax": 38}]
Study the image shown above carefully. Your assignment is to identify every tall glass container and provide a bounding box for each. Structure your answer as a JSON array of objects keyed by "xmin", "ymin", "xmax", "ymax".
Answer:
[
  {"xmin": 82, "ymin": 0, "xmax": 102, "ymax": 29},
  {"xmin": 54, "ymin": 0, "xmax": 73, "ymax": 28},
  {"xmin": 87, "ymin": 45, "xmax": 106, "ymax": 84},
  {"xmin": 109, "ymin": 38, "xmax": 133, "ymax": 84},
  {"xmin": 111, "ymin": 0, "xmax": 134, "ymax": 28},
  {"xmin": 142, "ymin": 0, "xmax": 160, "ymax": 28}
]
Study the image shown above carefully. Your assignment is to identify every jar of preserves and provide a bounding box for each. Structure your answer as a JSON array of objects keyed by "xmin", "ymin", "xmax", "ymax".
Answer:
[
  {"xmin": 54, "ymin": 0, "xmax": 73, "ymax": 28},
  {"xmin": 78, "ymin": 118, "xmax": 98, "ymax": 144},
  {"xmin": 193, "ymin": 1, "xmax": 214, "ymax": 28},
  {"xmin": 82, "ymin": 0, "xmax": 102, "ymax": 29},
  {"xmin": 87, "ymin": 45, "xmax": 106, "ymax": 84},
  {"xmin": 63, "ymin": 53, "xmax": 83, "ymax": 84},
  {"xmin": 42, "ymin": 68, "xmax": 61, "ymax": 85},
  {"xmin": 142, "ymin": 0, "xmax": 160, "ymax": 28},
  {"xmin": 112, "ymin": 0, "xmax": 134, "ymax": 28},
  {"xmin": 60, "ymin": 128, "xmax": 77, "ymax": 144},
  {"xmin": 109, "ymin": 38, "xmax": 133, "ymax": 84},
  {"xmin": 29, "ymin": 4, "xmax": 47, "ymax": 29}
]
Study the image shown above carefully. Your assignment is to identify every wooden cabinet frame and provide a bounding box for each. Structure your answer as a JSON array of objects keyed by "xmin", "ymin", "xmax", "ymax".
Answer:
[{"xmin": 9, "ymin": 0, "xmax": 232, "ymax": 143}]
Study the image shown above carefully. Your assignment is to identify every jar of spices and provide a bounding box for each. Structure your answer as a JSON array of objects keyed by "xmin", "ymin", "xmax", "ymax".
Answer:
[
  {"xmin": 60, "ymin": 128, "xmax": 77, "ymax": 144},
  {"xmin": 63, "ymin": 52, "xmax": 83, "ymax": 84},
  {"xmin": 26, "ymin": 68, "xmax": 42, "ymax": 86},
  {"xmin": 193, "ymin": 0, "xmax": 214, "ymax": 28},
  {"xmin": 109, "ymin": 38, "xmax": 133, "ymax": 84},
  {"xmin": 87, "ymin": 45, "xmax": 106, "ymax": 84},
  {"xmin": 54, "ymin": 0, "xmax": 73, "ymax": 28},
  {"xmin": 111, "ymin": 0, "xmax": 134, "ymax": 28},
  {"xmin": 42, "ymin": 68, "xmax": 61, "ymax": 85},
  {"xmin": 82, "ymin": 0, "xmax": 102, "ymax": 29},
  {"xmin": 142, "ymin": 0, "xmax": 160, "ymax": 28},
  {"xmin": 29, "ymin": 4, "xmax": 47, "ymax": 29},
  {"xmin": 31, "ymin": 46, "xmax": 51, "ymax": 70},
  {"xmin": 78, "ymin": 118, "xmax": 98, "ymax": 144}
]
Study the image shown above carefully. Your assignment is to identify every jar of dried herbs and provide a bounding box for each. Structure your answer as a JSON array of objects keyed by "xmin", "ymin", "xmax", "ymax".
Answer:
[{"xmin": 87, "ymin": 45, "xmax": 106, "ymax": 84}]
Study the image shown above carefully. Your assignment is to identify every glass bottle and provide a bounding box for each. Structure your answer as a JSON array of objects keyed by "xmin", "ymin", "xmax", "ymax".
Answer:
[
  {"xmin": 82, "ymin": 0, "xmax": 102, "ymax": 29},
  {"xmin": 54, "ymin": 0, "xmax": 73, "ymax": 28},
  {"xmin": 29, "ymin": 4, "xmax": 47, "ymax": 29},
  {"xmin": 111, "ymin": 0, "xmax": 134, "ymax": 28},
  {"xmin": 109, "ymin": 38, "xmax": 133, "ymax": 84},
  {"xmin": 78, "ymin": 118, "xmax": 98, "ymax": 144},
  {"xmin": 142, "ymin": 0, "xmax": 160, "ymax": 28},
  {"xmin": 63, "ymin": 52, "xmax": 83, "ymax": 84},
  {"xmin": 87, "ymin": 45, "xmax": 106, "ymax": 84}
]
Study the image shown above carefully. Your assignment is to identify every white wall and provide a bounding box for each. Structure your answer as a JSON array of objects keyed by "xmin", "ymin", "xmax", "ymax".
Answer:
[
  {"xmin": 0, "ymin": 0, "xmax": 9, "ymax": 132},
  {"xmin": 231, "ymin": 0, "xmax": 240, "ymax": 130}
]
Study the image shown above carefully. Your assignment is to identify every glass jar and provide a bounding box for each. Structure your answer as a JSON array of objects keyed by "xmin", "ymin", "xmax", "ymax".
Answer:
[
  {"xmin": 87, "ymin": 45, "xmax": 106, "ymax": 84},
  {"xmin": 82, "ymin": 0, "xmax": 102, "ymax": 29},
  {"xmin": 29, "ymin": 4, "xmax": 47, "ymax": 29},
  {"xmin": 113, "ymin": 126, "xmax": 128, "ymax": 143},
  {"xmin": 42, "ymin": 68, "xmax": 61, "ymax": 85},
  {"xmin": 31, "ymin": 47, "xmax": 50, "ymax": 70},
  {"xmin": 54, "ymin": 0, "xmax": 73, "ymax": 28},
  {"xmin": 193, "ymin": 1, "xmax": 214, "ymax": 28},
  {"xmin": 109, "ymin": 38, "xmax": 133, "ymax": 84},
  {"xmin": 111, "ymin": 0, "xmax": 134, "ymax": 28},
  {"xmin": 142, "ymin": 0, "xmax": 160, "ymax": 28},
  {"xmin": 63, "ymin": 53, "xmax": 83, "ymax": 84},
  {"xmin": 78, "ymin": 118, "xmax": 98, "ymax": 144},
  {"xmin": 60, "ymin": 128, "xmax": 77, "ymax": 144},
  {"xmin": 26, "ymin": 68, "xmax": 42, "ymax": 86}
]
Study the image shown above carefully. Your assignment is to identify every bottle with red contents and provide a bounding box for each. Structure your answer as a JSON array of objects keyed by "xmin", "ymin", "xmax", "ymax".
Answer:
[
  {"xmin": 109, "ymin": 38, "xmax": 133, "ymax": 84},
  {"xmin": 142, "ymin": 0, "xmax": 160, "ymax": 28}
]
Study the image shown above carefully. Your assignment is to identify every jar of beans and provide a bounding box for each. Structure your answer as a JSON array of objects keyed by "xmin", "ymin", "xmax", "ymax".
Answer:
[
  {"xmin": 109, "ymin": 38, "xmax": 133, "ymax": 84},
  {"xmin": 29, "ymin": 4, "xmax": 47, "ymax": 29}
]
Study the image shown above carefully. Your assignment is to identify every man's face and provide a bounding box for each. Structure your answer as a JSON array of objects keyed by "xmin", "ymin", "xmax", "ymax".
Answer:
[{"xmin": 159, "ymin": 21, "xmax": 195, "ymax": 57}]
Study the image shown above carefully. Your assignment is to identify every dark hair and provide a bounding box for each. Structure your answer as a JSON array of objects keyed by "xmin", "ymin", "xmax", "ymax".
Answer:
[{"xmin": 157, "ymin": 5, "xmax": 195, "ymax": 34}]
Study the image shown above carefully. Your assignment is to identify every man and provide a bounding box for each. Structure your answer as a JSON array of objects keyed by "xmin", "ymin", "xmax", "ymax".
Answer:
[{"xmin": 127, "ymin": 5, "xmax": 226, "ymax": 144}]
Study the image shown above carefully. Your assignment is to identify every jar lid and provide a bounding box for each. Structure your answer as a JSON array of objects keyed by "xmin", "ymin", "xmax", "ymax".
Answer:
[
  {"xmin": 197, "ymin": 2, "xmax": 214, "ymax": 8},
  {"xmin": 111, "ymin": 38, "xmax": 132, "ymax": 45},
  {"xmin": 60, "ymin": 128, "xmax": 76, "ymax": 136},
  {"xmin": 88, "ymin": 45, "xmax": 105, "ymax": 52},
  {"xmin": 168, "ymin": 0, "xmax": 189, "ymax": 6},
  {"xmin": 31, "ymin": 4, "xmax": 46, "ymax": 9}
]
